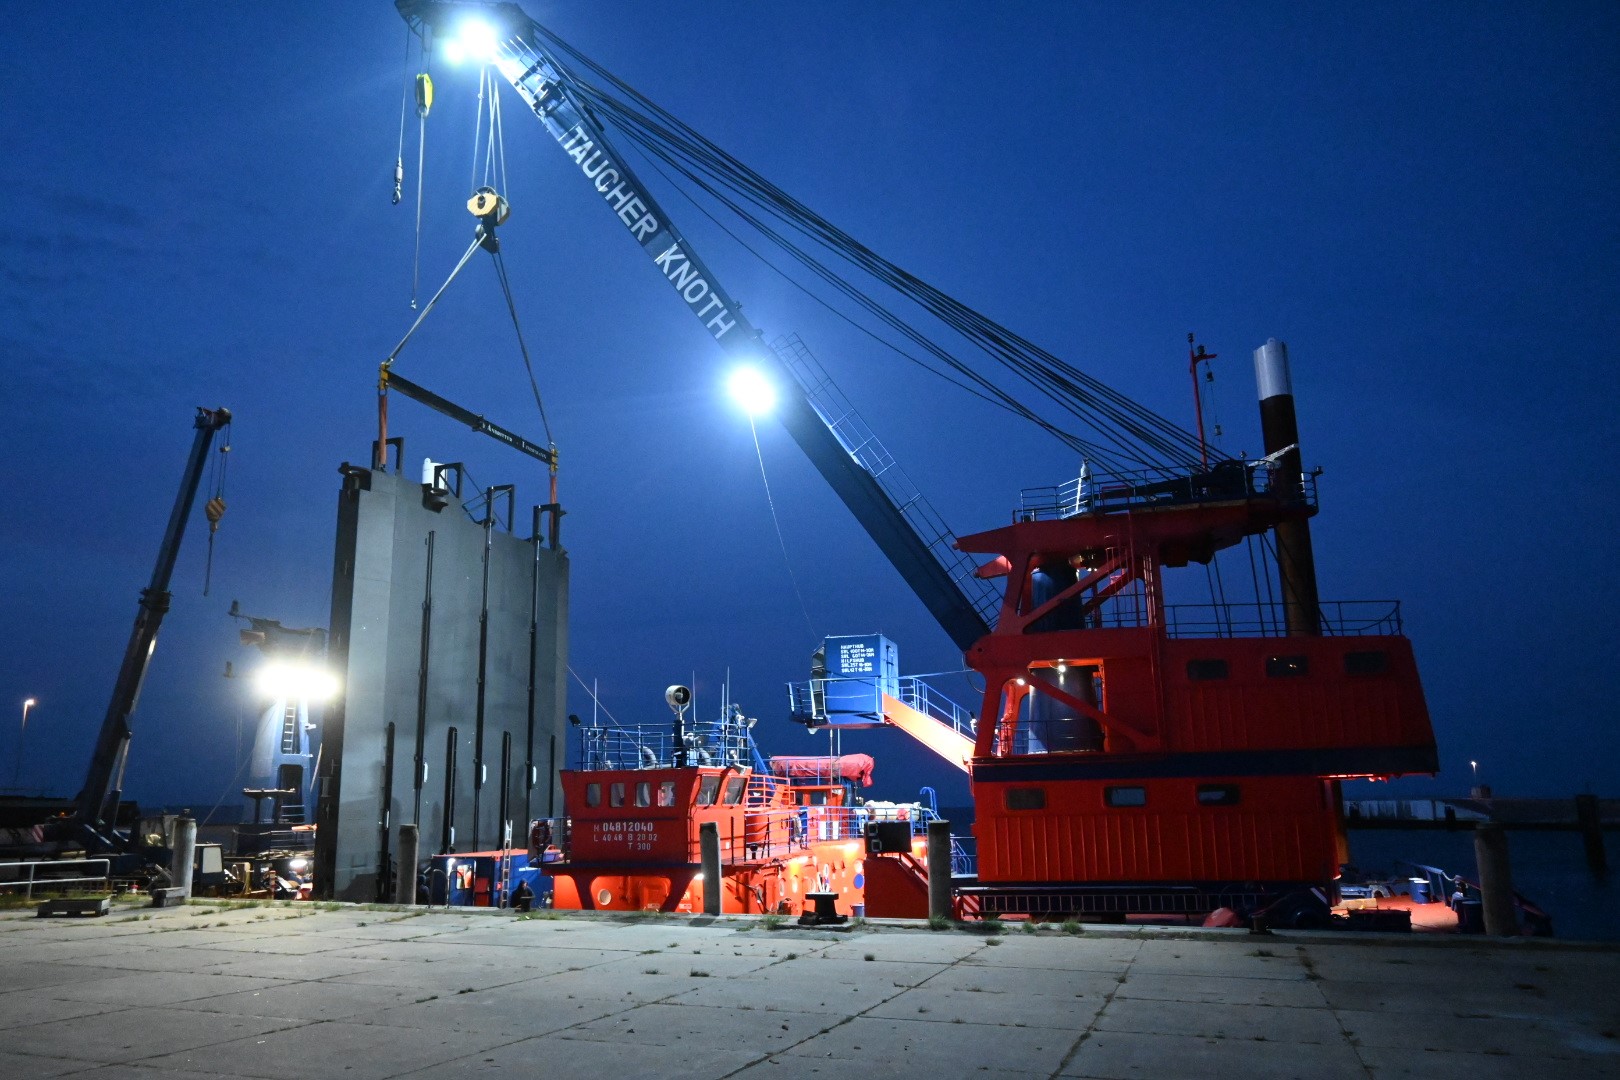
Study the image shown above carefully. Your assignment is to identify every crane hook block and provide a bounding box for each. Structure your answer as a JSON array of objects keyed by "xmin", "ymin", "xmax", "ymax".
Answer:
[
  {"xmin": 415, "ymin": 73, "xmax": 434, "ymax": 119},
  {"xmin": 467, "ymin": 187, "xmax": 510, "ymax": 226}
]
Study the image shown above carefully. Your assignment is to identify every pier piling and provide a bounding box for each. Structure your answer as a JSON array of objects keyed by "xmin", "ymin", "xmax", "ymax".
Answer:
[
  {"xmin": 927, "ymin": 819, "xmax": 952, "ymax": 922},
  {"xmin": 699, "ymin": 821, "xmax": 720, "ymax": 915},
  {"xmin": 396, "ymin": 824, "xmax": 419, "ymax": 905}
]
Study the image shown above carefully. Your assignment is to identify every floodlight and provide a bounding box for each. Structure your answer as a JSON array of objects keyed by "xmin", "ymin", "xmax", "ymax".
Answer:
[
  {"xmin": 727, "ymin": 367, "xmax": 777, "ymax": 416},
  {"xmin": 255, "ymin": 661, "xmax": 340, "ymax": 703},
  {"xmin": 454, "ymin": 18, "xmax": 499, "ymax": 63}
]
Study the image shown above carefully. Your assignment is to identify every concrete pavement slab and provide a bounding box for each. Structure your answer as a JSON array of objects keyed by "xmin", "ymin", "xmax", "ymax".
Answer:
[
  {"xmin": 1356, "ymin": 1041, "xmax": 1620, "ymax": 1079},
  {"xmin": 1060, "ymin": 1029, "xmax": 1368, "ymax": 1080},
  {"xmin": 0, "ymin": 1049, "xmax": 97, "ymax": 1077},
  {"xmin": 389, "ymin": 1033, "xmax": 763, "ymax": 1079},
  {"xmin": 0, "ymin": 990, "xmax": 129, "ymax": 1029},
  {"xmin": 866, "ymin": 984, "xmax": 1106, "ymax": 1030},
  {"xmin": 562, "ymin": 1000, "xmax": 840, "ymax": 1050},
  {"xmin": 782, "ymin": 1014, "xmax": 1081, "ymax": 1074},
  {"xmin": 180, "ymin": 979, "xmax": 427, "ymax": 1021},
  {"xmin": 141, "ymin": 1018, "xmax": 506, "ymax": 1080},
  {"xmin": 1127, "ymin": 938, "xmax": 1313, "ymax": 980},
  {"xmin": 925, "ymin": 963, "xmax": 1121, "ymax": 999},
  {"xmin": 1112, "ymin": 970, "xmax": 1326, "ymax": 1007},
  {"xmin": 2, "ymin": 1005, "xmax": 308, "ymax": 1064},
  {"xmin": 44, "ymin": 970, "xmax": 285, "ymax": 1007},
  {"xmin": 1096, "ymin": 996, "xmax": 1347, "ymax": 1044},
  {"xmin": 356, "ymin": 984, "xmax": 630, "ymax": 1038}
]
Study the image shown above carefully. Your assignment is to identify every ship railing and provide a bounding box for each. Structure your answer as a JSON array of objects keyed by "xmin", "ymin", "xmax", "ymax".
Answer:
[
  {"xmin": 1162, "ymin": 600, "xmax": 1403, "ymax": 638},
  {"xmin": 773, "ymin": 333, "xmax": 1002, "ymax": 625},
  {"xmin": 0, "ymin": 857, "xmax": 111, "ymax": 900},
  {"xmin": 961, "ymin": 598, "xmax": 1401, "ymax": 639},
  {"xmin": 576, "ymin": 720, "xmax": 755, "ymax": 772},
  {"xmin": 1017, "ymin": 461, "xmax": 1318, "ymax": 521},
  {"xmin": 898, "ymin": 675, "xmax": 976, "ymax": 740}
]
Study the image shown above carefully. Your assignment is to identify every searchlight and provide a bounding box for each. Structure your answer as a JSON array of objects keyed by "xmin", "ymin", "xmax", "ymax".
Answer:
[
  {"xmin": 255, "ymin": 661, "xmax": 341, "ymax": 704},
  {"xmin": 727, "ymin": 367, "xmax": 777, "ymax": 417}
]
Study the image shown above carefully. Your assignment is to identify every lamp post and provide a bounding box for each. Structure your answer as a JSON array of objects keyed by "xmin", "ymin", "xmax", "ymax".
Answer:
[{"xmin": 14, "ymin": 698, "xmax": 36, "ymax": 789}]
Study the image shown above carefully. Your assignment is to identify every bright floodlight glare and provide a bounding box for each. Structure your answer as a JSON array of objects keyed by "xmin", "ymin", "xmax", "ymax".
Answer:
[
  {"xmin": 727, "ymin": 367, "xmax": 777, "ymax": 416},
  {"xmin": 255, "ymin": 661, "xmax": 340, "ymax": 703},
  {"xmin": 457, "ymin": 18, "xmax": 499, "ymax": 61},
  {"xmin": 441, "ymin": 38, "xmax": 467, "ymax": 65}
]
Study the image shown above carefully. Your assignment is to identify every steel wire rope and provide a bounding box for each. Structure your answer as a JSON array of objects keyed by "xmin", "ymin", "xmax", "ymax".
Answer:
[
  {"xmin": 745, "ymin": 414, "xmax": 820, "ymax": 644},
  {"xmin": 596, "ymin": 115, "xmax": 1130, "ymax": 468},
  {"xmin": 385, "ymin": 233, "xmax": 485, "ymax": 367},
  {"xmin": 567, "ymin": 82, "xmax": 1194, "ymax": 469},
  {"xmin": 490, "ymin": 248, "xmax": 555, "ymax": 448},
  {"xmin": 524, "ymin": 27, "xmax": 1207, "ymax": 468},
  {"xmin": 497, "ymin": 36, "xmax": 1140, "ymax": 462},
  {"xmin": 619, "ymin": 136, "xmax": 1109, "ymax": 461}
]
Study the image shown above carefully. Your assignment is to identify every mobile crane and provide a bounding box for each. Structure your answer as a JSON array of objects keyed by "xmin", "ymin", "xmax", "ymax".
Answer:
[
  {"xmin": 1, "ymin": 407, "xmax": 231, "ymax": 872},
  {"xmin": 394, "ymin": 3, "xmax": 1439, "ymax": 925}
]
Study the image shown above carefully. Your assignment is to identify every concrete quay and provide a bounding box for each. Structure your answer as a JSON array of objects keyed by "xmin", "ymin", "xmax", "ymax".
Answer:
[{"xmin": 0, "ymin": 901, "xmax": 1615, "ymax": 1079}]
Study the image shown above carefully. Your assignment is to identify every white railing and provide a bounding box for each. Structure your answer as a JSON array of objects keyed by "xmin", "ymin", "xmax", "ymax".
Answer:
[{"xmin": 0, "ymin": 858, "xmax": 111, "ymax": 900}]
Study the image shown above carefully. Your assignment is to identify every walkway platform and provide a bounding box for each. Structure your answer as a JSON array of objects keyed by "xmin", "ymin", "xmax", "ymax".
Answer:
[{"xmin": 0, "ymin": 901, "xmax": 1615, "ymax": 1078}]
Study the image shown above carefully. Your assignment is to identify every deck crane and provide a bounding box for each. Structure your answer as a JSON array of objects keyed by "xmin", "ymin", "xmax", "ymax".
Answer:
[
  {"xmin": 394, "ymin": 0, "xmax": 999, "ymax": 651},
  {"xmin": 394, "ymin": 4, "xmax": 1440, "ymax": 926}
]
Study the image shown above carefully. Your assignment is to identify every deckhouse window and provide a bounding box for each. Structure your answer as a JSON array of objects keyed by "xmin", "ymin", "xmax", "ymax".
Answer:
[
  {"xmin": 1197, "ymin": 784, "xmax": 1241, "ymax": 806},
  {"xmin": 657, "ymin": 781, "xmax": 677, "ymax": 807},
  {"xmin": 1104, "ymin": 786, "xmax": 1146, "ymax": 807},
  {"xmin": 635, "ymin": 782, "xmax": 651, "ymax": 807},
  {"xmin": 696, "ymin": 775, "xmax": 721, "ymax": 806},
  {"xmin": 585, "ymin": 783, "xmax": 601, "ymax": 808},
  {"xmin": 1265, "ymin": 655, "xmax": 1309, "ymax": 678},
  {"xmin": 1186, "ymin": 659, "xmax": 1229, "ymax": 681},
  {"xmin": 609, "ymin": 782, "xmax": 626, "ymax": 807},
  {"xmin": 723, "ymin": 776, "xmax": 747, "ymax": 805},
  {"xmin": 1005, "ymin": 787, "xmax": 1046, "ymax": 811},
  {"xmin": 1344, "ymin": 650, "xmax": 1389, "ymax": 676}
]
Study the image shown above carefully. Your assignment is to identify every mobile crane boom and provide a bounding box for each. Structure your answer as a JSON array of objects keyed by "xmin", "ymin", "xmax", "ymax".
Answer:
[
  {"xmin": 396, "ymin": 1, "xmax": 992, "ymax": 651},
  {"xmin": 75, "ymin": 406, "xmax": 232, "ymax": 845}
]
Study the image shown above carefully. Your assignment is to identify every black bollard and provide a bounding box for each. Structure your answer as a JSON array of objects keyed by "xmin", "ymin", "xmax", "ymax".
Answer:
[{"xmin": 1575, "ymin": 794, "xmax": 1608, "ymax": 876}]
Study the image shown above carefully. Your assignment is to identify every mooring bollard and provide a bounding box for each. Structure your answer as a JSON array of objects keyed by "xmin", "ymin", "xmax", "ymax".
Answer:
[
  {"xmin": 700, "ymin": 821, "xmax": 721, "ymax": 915},
  {"xmin": 396, "ymin": 824, "xmax": 419, "ymax": 905},
  {"xmin": 1474, "ymin": 822, "xmax": 1517, "ymax": 936},
  {"xmin": 171, "ymin": 816, "xmax": 197, "ymax": 900},
  {"xmin": 927, "ymin": 819, "xmax": 952, "ymax": 922},
  {"xmin": 1575, "ymin": 794, "xmax": 1608, "ymax": 876}
]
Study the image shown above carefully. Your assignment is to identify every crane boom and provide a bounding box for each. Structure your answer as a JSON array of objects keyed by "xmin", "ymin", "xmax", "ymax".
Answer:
[
  {"xmin": 396, "ymin": 1, "xmax": 991, "ymax": 651},
  {"xmin": 76, "ymin": 406, "xmax": 232, "ymax": 843}
]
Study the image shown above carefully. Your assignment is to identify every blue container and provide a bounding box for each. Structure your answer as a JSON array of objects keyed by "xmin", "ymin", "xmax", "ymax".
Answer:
[
  {"xmin": 816, "ymin": 635, "xmax": 899, "ymax": 727},
  {"xmin": 1407, "ymin": 877, "xmax": 1430, "ymax": 904}
]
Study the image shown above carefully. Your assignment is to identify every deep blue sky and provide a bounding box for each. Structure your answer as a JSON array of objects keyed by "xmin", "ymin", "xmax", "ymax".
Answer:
[{"xmin": 2, "ymin": 2, "xmax": 1616, "ymax": 814}]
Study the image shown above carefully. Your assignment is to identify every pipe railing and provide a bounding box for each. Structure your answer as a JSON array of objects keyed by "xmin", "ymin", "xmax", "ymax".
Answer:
[{"xmin": 0, "ymin": 858, "xmax": 112, "ymax": 900}]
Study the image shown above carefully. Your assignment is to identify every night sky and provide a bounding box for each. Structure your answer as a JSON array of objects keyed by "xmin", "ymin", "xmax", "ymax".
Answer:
[{"xmin": 3, "ymin": 3, "xmax": 1616, "ymax": 817}]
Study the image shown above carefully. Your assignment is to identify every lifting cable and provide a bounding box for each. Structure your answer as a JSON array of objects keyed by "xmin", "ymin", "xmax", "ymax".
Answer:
[
  {"xmin": 410, "ymin": 44, "xmax": 435, "ymax": 309},
  {"xmin": 201, "ymin": 417, "xmax": 232, "ymax": 597},
  {"xmin": 392, "ymin": 22, "xmax": 410, "ymax": 206},
  {"xmin": 388, "ymin": 68, "xmax": 556, "ymax": 464},
  {"xmin": 745, "ymin": 415, "xmax": 820, "ymax": 644},
  {"xmin": 516, "ymin": 26, "xmax": 1208, "ymax": 472}
]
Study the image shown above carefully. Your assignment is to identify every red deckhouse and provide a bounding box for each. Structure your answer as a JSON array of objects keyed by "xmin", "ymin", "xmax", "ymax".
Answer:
[{"xmin": 954, "ymin": 460, "xmax": 1438, "ymax": 922}]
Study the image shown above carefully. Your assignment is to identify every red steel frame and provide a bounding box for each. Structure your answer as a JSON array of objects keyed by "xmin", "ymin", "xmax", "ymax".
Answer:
[{"xmin": 955, "ymin": 494, "xmax": 1437, "ymax": 915}]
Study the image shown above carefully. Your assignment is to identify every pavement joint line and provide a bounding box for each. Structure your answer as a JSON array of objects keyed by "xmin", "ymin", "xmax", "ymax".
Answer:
[
  {"xmin": 1299, "ymin": 944, "xmax": 1378, "ymax": 1080},
  {"xmin": 713, "ymin": 934, "xmax": 996, "ymax": 1078},
  {"xmin": 1047, "ymin": 935, "xmax": 1144, "ymax": 1079}
]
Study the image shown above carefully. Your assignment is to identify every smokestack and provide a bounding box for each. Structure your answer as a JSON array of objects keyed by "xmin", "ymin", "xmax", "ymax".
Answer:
[{"xmin": 1253, "ymin": 339, "xmax": 1321, "ymax": 637}]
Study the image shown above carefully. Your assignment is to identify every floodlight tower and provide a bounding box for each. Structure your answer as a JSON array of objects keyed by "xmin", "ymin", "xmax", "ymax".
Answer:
[{"xmin": 230, "ymin": 603, "xmax": 333, "ymax": 848}]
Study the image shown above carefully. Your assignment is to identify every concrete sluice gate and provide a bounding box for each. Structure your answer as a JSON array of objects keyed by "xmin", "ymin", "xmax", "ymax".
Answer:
[{"xmin": 314, "ymin": 461, "xmax": 568, "ymax": 901}]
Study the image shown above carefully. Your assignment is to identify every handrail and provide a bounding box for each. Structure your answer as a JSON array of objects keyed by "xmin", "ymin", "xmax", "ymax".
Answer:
[{"xmin": 0, "ymin": 858, "xmax": 112, "ymax": 900}]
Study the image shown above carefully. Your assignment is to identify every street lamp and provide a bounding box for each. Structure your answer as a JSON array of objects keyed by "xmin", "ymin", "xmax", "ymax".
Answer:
[{"xmin": 14, "ymin": 698, "xmax": 36, "ymax": 789}]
